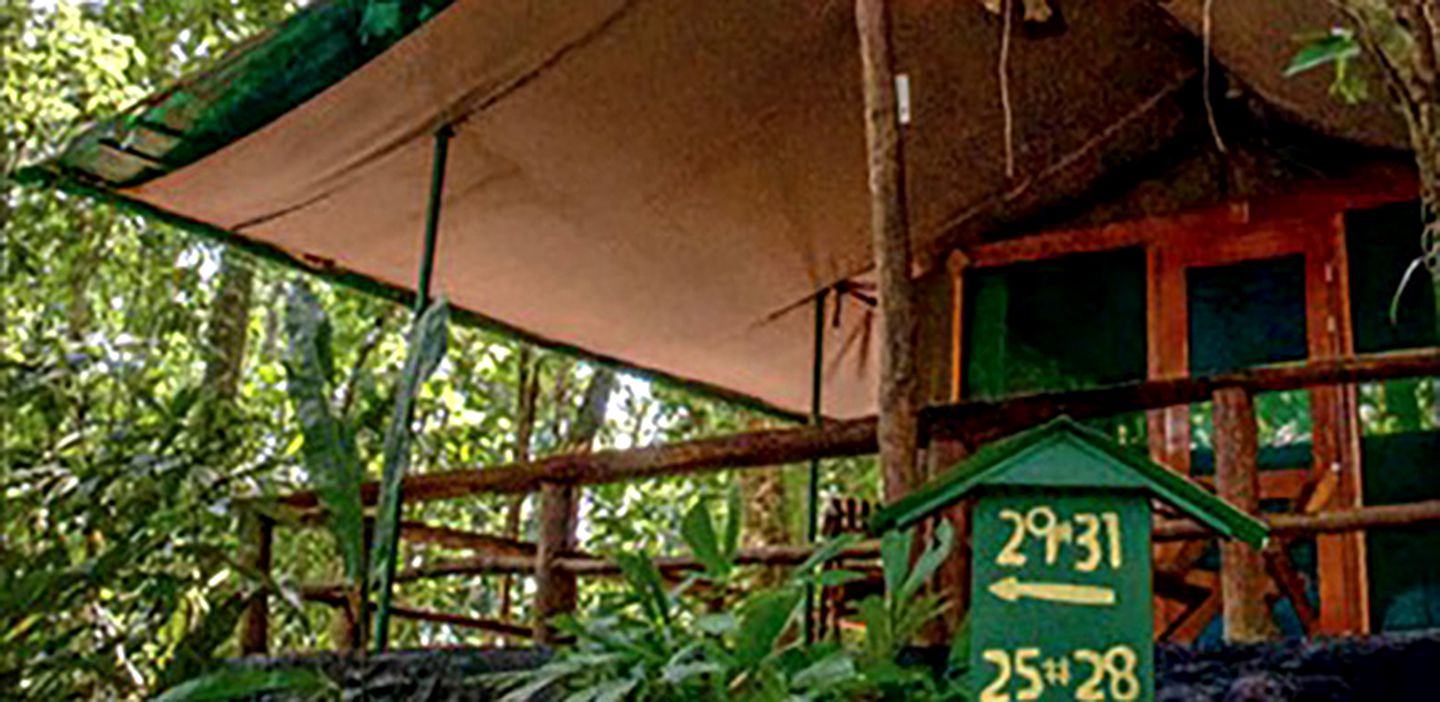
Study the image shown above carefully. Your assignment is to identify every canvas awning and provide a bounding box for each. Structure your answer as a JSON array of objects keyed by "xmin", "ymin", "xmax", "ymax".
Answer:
[{"xmin": 17, "ymin": 0, "xmax": 1400, "ymax": 418}]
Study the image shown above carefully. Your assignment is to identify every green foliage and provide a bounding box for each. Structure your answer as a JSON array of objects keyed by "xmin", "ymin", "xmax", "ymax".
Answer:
[
  {"xmin": 488, "ymin": 498, "xmax": 969, "ymax": 701},
  {"xmin": 1286, "ymin": 28, "xmax": 1368, "ymax": 104},
  {"xmin": 150, "ymin": 667, "xmax": 334, "ymax": 702},
  {"xmin": 283, "ymin": 282, "xmax": 367, "ymax": 586},
  {"xmin": 0, "ymin": 2, "xmax": 861, "ymax": 699},
  {"xmin": 371, "ymin": 297, "xmax": 451, "ymax": 649}
]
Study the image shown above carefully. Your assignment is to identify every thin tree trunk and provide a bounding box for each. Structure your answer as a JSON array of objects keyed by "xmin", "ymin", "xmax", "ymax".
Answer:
[
  {"xmin": 740, "ymin": 421, "xmax": 791, "ymax": 589},
  {"xmin": 856, "ymin": 0, "xmax": 921, "ymax": 502},
  {"xmin": 535, "ymin": 367, "xmax": 616, "ymax": 642},
  {"xmin": 202, "ymin": 250, "xmax": 254, "ymax": 400},
  {"xmin": 497, "ymin": 347, "xmax": 540, "ymax": 626}
]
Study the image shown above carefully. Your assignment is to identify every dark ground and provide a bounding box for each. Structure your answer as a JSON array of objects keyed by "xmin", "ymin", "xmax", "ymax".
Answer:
[{"xmin": 241, "ymin": 630, "xmax": 1440, "ymax": 700}]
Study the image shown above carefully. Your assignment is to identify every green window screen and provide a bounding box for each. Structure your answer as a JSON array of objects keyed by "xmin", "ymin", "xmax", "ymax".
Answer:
[
  {"xmin": 962, "ymin": 248, "xmax": 1147, "ymax": 445},
  {"xmin": 1346, "ymin": 201, "xmax": 1438, "ymax": 436},
  {"xmin": 1186, "ymin": 256, "xmax": 1312, "ymax": 451},
  {"xmin": 1187, "ymin": 255, "xmax": 1308, "ymax": 375},
  {"xmin": 1346, "ymin": 201, "xmax": 1437, "ymax": 355},
  {"xmin": 1347, "ymin": 203, "xmax": 1440, "ymax": 630},
  {"xmin": 1363, "ymin": 431, "xmax": 1440, "ymax": 632}
]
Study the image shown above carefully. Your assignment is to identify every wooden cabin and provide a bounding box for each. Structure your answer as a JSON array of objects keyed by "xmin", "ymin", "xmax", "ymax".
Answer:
[{"xmin": 16, "ymin": 0, "xmax": 1439, "ymax": 649}]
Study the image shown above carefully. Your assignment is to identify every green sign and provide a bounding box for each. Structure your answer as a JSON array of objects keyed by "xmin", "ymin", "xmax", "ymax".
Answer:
[
  {"xmin": 970, "ymin": 491, "xmax": 1152, "ymax": 702},
  {"xmin": 869, "ymin": 418, "xmax": 1271, "ymax": 702}
]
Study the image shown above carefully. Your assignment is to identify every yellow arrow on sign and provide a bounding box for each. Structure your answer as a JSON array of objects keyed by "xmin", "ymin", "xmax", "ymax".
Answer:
[{"xmin": 988, "ymin": 576, "xmax": 1116, "ymax": 606}]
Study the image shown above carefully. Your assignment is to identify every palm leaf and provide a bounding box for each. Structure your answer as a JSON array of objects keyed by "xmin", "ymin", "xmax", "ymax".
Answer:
[
  {"xmin": 370, "ymin": 298, "xmax": 450, "ymax": 650},
  {"xmin": 282, "ymin": 282, "xmax": 365, "ymax": 586},
  {"xmin": 151, "ymin": 667, "xmax": 333, "ymax": 702}
]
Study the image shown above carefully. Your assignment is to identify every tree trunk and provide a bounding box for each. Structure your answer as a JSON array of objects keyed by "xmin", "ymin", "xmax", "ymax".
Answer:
[
  {"xmin": 856, "ymin": 0, "xmax": 922, "ymax": 503},
  {"xmin": 498, "ymin": 347, "xmax": 540, "ymax": 625},
  {"xmin": 202, "ymin": 250, "xmax": 254, "ymax": 400},
  {"xmin": 534, "ymin": 367, "xmax": 616, "ymax": 642},
  {"xmin": 740, "ymin": 418, "xmax": 792, "ymax": 589}
]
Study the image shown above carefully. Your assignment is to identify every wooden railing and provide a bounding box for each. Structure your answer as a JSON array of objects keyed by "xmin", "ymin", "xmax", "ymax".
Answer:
[{"xmin": 240, "ymin": 349, "xmax": 1440, "ymax": 651}]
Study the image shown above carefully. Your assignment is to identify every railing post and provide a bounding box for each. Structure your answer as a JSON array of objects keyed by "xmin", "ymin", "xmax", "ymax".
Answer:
[
  {"xmin": 535, "ymin": 481, "xmax": 578, "ymax": 644},
  {"xmin": 1213, "ymin": 387, "xmax": 1276, "ymax": 642},
  {"xmin": 240, "ymin": 512, "xmax": 273, "ymax": 656}
]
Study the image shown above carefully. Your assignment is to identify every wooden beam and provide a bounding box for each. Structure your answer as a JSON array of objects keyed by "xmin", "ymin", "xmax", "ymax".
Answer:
[
  {"xmin": 392, "ymin": 541, "xmax": 884, "ymax": 582},
  {"xmin": 377, "ymin": 497, "xmax": 1440, "ymax": 583},
  {"xmin": 1213, "ymin": 387, "xmax": 1275, "ymax": 643},
  {"xmin": 275, "ymin": 350, "xmax": 1440, "ymax": 508},
  {"xmin": 1160, "ymin": 588, "xmax": 1222, "ymax": 644},
  {"xmin": 302, "ymin": 588, "xmax": 532, "ymax": 639},
  {"xmin": 1156, "ymin": 499, "xmax": 1440, "ymax": 540},
  {"xmin": 399, "ymin": 522, "xmax": 536, "ymax": 557},
  {"xmin": 933, "ymin": 349, "xmax": 1440, "ymax": 445},
  {"xmin": 1264, "ymin": 543, "xmax": 1318, "ymax": 635},
  {"xmin": 387, "ymin": 605, "xmax": 532, "ymax": 639},
  {"xmin": 856, "ymin": 0, "xmax": 921, "ymax": 503},
  {"xmin": 959, "ymin": 164, "xmax": 1415, "ymax": 271}
]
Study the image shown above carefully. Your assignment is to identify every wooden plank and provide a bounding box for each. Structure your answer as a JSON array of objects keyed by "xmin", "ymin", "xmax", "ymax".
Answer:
[
  {"xmin": 1213, "ymin": 387, "xmax": 1275, "ymax": 642},
  {"xmin": 1160, "ymin": 587, "xmax": 1222, "ymax": 644},
  {"xmin": 948, "ymin": 251, "xmax": 970, "ymax": 403},
  {"xmin": 1147, "ymin": 242, "xmax": 1190, "ymax": 635},
  {"xmin": 1312, "ymin": 215, "xmax": 1369, "ymax": 635},
  {"xmin": 960, "ymin": 165, "xmax": 1414, "ymax": 270},
  {"xmin": 1191, "ymin": 468, "xmax": 1310, "ymax": 501},
  {"xmin": 1264, "ymin": 543, "xmax": 1318, "ymax": 635},
  {"xmin": 856, "ymin": 0, "xmax": 921, "ymax": 503},
  {"xmin": 273, "ymin": 350, "xmax": 1440, "ymax": 508}
]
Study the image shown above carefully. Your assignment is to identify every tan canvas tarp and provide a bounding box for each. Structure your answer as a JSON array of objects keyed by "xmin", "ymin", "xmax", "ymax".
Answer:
[{"xmin": 108, "ymin": 0, "xmax": 1397, "ymax": 417}]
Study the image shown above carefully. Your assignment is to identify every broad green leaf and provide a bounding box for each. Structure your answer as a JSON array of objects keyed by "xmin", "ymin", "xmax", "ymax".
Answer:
[
  {"xmin": 1285, "ymin": 30, "xmax": 1360, "ymax": 77},
  {"xmin": 283, "ymin": 282, "xmax": 364, "ymax": 585},
  {"xmin": 855, "ymin": 596, "xmax": 892, "ymax": 661},
  {"xmin": 946, "ymin": 614, "xmax": 973, "ymax": 675},
  {"xmin": 736, "ymin": 587, "xmax": 801, "ymax": 667},
  {"xmin": 790, "ymin": 652, "xmax": 856, "ymax": 691},
  {"xmin": 562, "ymin": 676, "xmax": 639, "ymax": 702},
  {"xmin": 723, "ymin": 482, "xmax": 743, "ymax": 562},
  {"xmin": 154, "ymin": 595, "xmax": 249, "ymax": 691},
  {"xmin": 901, "ymin": 521, "xmax": 954, "ymax": 600},
  {"xmin": 696, "ymin": 612, "xmax": 738, "ymax": 636},
  {"xmin": 370, "ymin": 298, "xmax": 450, "ymax": 650},
  {"xmin": 680, "ymin": 497, "xmax": 727, "ymax": 577},
  {"xmin": 880, "ymin": 528, "xmax": 910, "ymax": 598},
  {"xmin": 151, "ymin": 667, "xmax": 333, "ymax": 702},
  {"xmin": 816, "ymin": 569, "xmax": 866, "ymax": 588},
  {"xmin": 789, "ymin": 533, "xmax": 859, "ymax": 581},
  {"xmin": 614, "ymin": 552, "xmax": 671, "ymax": 628}
]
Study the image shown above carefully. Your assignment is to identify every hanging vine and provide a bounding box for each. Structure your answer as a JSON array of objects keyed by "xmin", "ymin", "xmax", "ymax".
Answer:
[{"xmin": 979, "ymin": 0, "xmax": 1054, "ymax": 179}]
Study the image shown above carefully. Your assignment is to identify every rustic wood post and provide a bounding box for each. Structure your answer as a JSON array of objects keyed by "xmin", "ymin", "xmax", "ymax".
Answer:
[
  {"xmin": 856, "ymin": 0, "xmax": 921, "ymax": 503},
  {"xmin": 1213, "ymin": 387, "xmax": 1276, "ymax": 642},
  {"xmin": 535, "ymin": 481, "xmax": 578, "ymax": 643},
  {"xmin": 927, "ymin": 439, "xmax": 972, "ymax": 640},
  {"xmin": 240, "ymin": 512, "xmax": 273, "ymax": 655}
]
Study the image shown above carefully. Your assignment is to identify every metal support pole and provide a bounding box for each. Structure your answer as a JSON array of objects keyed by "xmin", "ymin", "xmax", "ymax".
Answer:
[
  {"xmin": 374, "ymin": 125, "xmax": 453, "ymax": 653},
  {"xmin": 803, "ymin": 289, "xmax": 828, "ymax": 642},
  {"xmin": 413, "ymin": 125, "xmax": 453, "ymax": 316}
]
